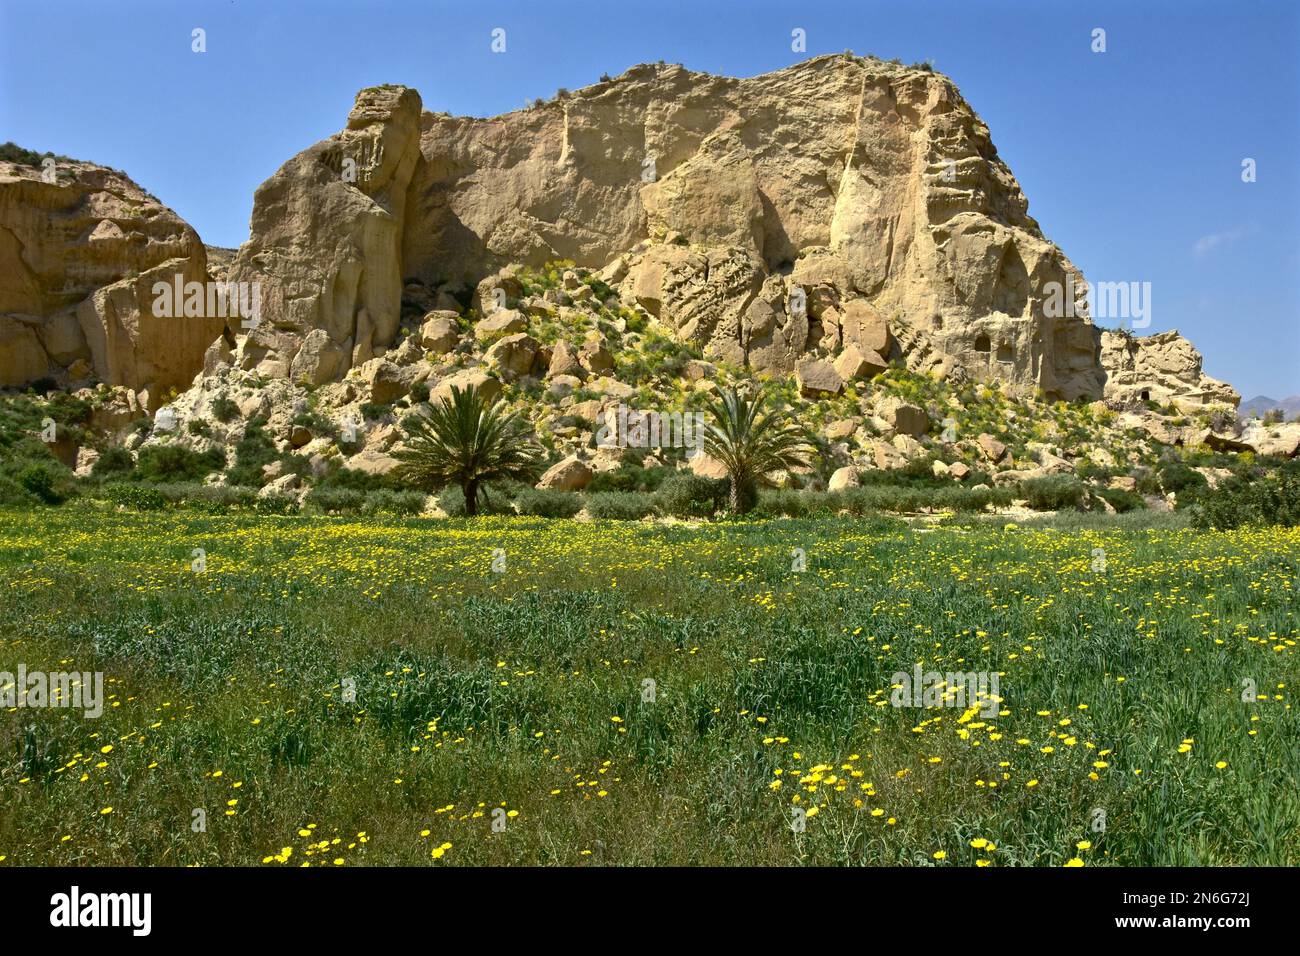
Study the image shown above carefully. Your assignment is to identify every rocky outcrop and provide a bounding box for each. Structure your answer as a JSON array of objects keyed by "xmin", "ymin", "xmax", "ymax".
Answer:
[
  {"xmin": 195, "ymin": 59, "xmax": 1254, "ymax": 409},
  {"xmin": 0, "ymin": 157, "xmax": 219, "ymax": 395},
  {"xmin": 1098, "ymin": 329, "xmax": 1239, "ymax": 410},
  {"xmin": 226, "ymin": 85, "xmax": 424, "ymax": 382},
  {"xmin": 398, "ymin": 55, "xmax": 1106, "ymax": 398},
  {"xmin": 10, "ymin": 55, "xmax": 1238, "ymax": 438}
]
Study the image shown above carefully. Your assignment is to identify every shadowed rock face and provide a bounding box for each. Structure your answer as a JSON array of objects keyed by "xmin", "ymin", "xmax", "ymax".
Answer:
[{"xmin": 0, "ymin": 159, "xmax": 218, "ymax": 395}]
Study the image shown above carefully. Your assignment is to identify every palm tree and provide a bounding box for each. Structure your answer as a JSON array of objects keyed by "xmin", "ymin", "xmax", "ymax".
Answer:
[
  {"xmin": 394, "ymin": 384, "xmax": 542, "ymax": 516},
  {"xmin": 702, "ymin": 386, "xmax": 812, "ymax": 515}
]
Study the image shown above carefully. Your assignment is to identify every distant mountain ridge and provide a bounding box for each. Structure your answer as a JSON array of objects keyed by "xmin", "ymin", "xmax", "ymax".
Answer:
[{"xmin": 1241, "ymin": 395, "xmax": 1300, "ymax": 420}]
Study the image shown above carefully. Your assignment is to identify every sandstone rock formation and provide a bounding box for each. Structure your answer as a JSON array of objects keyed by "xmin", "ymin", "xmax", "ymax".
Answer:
[
  {"xmin": 218, "ymin": 56, "xmax": 1114, "ymax": 399},
  {"xmin": 1098, "ymin": 329, "xmax": 1239, "ymax": 410},
  {"xmin": 0, "ymin": 156, "xmax": 220, "ymax": 395},
  {"xmin": 6, "ymin": 54, "xmax": 1242, "ymax": 447},
  {"xmin": 225, "ymin": 85, "xmax": 424, "ymax": 382}
]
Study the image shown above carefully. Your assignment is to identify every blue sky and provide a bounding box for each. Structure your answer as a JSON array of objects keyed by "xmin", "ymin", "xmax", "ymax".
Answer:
[{"xmin": 2, "ymin": 0, "xmax": 1296, "ymax": 398}]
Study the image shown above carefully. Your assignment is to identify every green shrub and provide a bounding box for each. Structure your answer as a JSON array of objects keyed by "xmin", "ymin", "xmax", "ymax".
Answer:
[
  {"xmin": 1095, "ymin": 487, "xmax": 1145, "ymax": 514},
  {"xmin": 18, "ymin": 462, "xmax": 68, "ymax": 505},
  {"xmin": 253, "ymin": 493, "xmax": 299, "ymax": 516},
  {"xmin": 1020, "ymin": 475, "xmax": 1086, "ymax": 511},
  {"xmin": 514, "ymin": 487, "xmax": 582, "ymax": 518},
  {"xmin": 211, "ymin": 396, "xmax": 239, "ymax": 422},
  {"xmin": 586, "ymin": 461, "xmax": 673, "ymax": 493},
  {"xmin": 435, "ymin": 484, "xmax": 513, "ymax": 517},
  {"xmin": 151, "ymin": 483, "xmax": 257, "ymax": 511},
  {"xmin": 1158, "ymin": 461, "xmax": 1208, "ymax": 499},
  {"xmin": 837, "ymin": 485, "xmax": 906, "ymax": 514},
  {"xmin": 0, "ymin": 474, "xmax": 35, "ymax": 506},
  {"xmin": 757, "ymin": 489, "xmax": 843, "ymax": 517},
  {"xmin": 1191, "ymin": 465, "xmax": 1300, "ymax": 530},
  {"xmin": 91, "ymin": 446, "xmax": 136, "ymax": 479},
  {"xmin": 135, "ymin": 444, "xmax": 225, "ymax": 483},
  {"xmin": 304, "ymin": 487, "xmax": 367, "ymax": 515},
  {"xmin": 291, "ymin": 410, "xmax": 339, "ymax": 439},
  {"xmin": 314, "ymin": 465, "xmax": 398, "ymax": 493},
  {"xmin": 436, "ymin": 485, "xmax": 468, "ymax": 516},
  {"xmin": 227, "ymin": 419, "xmax": 281, "ymax": 487},
  {"xmin": 360, "ymin": 489, "xmax": 426, "ymax": 516},
  {"xmin": 103, "ymin": 483, "xmax": 166, "ymax": 511},
  {"xmin": 654, "ymin": 472, "xmax": 726, "ymax": 518},
  {"xmin": 585, "ymin": 491, "xmax": 654, "ymax": 520}
]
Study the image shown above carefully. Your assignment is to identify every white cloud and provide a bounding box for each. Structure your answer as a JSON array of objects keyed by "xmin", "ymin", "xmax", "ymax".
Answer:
[{"xmin": 1193, "ymin": 225, "xmax": 1251, "ymax": 257}]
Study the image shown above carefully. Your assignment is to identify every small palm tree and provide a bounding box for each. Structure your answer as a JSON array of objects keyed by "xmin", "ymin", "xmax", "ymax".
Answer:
[
  {"xmin": 702, "ymin": 386, "xmax": 812, "ymax": 515},
  {"xmin": 394, "ymin": 384, "xmax": 541, "ymax": 516}
]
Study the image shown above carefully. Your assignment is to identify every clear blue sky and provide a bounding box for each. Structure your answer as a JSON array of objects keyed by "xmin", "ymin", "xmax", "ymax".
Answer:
[{"xmin": 2, "ymin": 0, "xmax": 1297, "ymax": 398}]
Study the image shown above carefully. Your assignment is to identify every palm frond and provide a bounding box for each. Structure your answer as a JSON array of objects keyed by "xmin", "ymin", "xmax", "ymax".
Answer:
[
  {"xmin": 394, "ymin": 385, "xmax": 542, "ymax": 499},
  {"xmin": 701, "ymin": 385, "xmax": 812, "ymax": 513}
]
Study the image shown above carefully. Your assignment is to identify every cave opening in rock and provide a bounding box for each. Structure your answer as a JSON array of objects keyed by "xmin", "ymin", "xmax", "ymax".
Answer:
[
  {"xmin": 996, "ymin": 342, "xmax": 1014, "ymax": 362},
  {"xmin": 974, "ymin": 334, "xmax": 991, "ymax": 353}
]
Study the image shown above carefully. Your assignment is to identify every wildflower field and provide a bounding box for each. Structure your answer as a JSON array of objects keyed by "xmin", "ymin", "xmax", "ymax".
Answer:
[{"xmin": 1, "ymin": 505, "xmax": 1297, "ymax": 867}]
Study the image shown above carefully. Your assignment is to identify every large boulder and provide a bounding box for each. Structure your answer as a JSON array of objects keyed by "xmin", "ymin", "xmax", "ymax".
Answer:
[
  {"xmin": 419, "ymin": 311, "xmax": 460, "ymax": 353},
  {"xmin": 547, "ymin": 341, "xmax": 584, "ymax": 379},
  {"xmin": 430, "ymin": 368, "xmax": 501, "ymax": 405},
  {"xmin": 833, "ymin": 343, "xmax": 887, "ymax": 382},
  {"xmin": 878, "ymin": 395, "xmax": 930, "ymax": 437},
  {"xmin": 359, "ymin": 360, "xmax": 412, "ymax": 405},
  {"xmin": 1099, "ymin": 329, "xmax": 1239, "ymax": 410},
  {"xmin": 537, "ymin": 455, "xmax": 593, "ymax": 491},
  {"xmin": 795, "ymin": 359, "xmax": 843, "ymax": 398},
  {"xmin": 579, "ymin": 335, "xmax": 615, "ymax": 375},
  {"xmin": 474, "ymin": 308, "xmax": 527, "ymax": 340},
  {"xmin": 1239, "ymin": 421, "xmax": 1300, "ymax": 458},
  {"xmin": 976, "ymin": 432, "xmax": 1007, "ymax": 463},
  {"xmin": 483, "ymin": 332, "xmax": 541, "ymax": 379},
  {"xmin": 827, "ymin": 466, "xmax": 860, "ymax": 491}
]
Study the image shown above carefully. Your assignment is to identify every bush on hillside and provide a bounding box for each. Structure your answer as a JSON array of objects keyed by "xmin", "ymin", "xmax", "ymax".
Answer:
[
  {"xmin": 655, "ymin": 473, "xmax": 727, "ymax": 518},
  {"xmin": 1191, "ymin": 464, "xmax": 1300, "ymax": 530},
  {"xmin": 1020, "ymin": 475, "xmax": 1086, "ymax": 511},
  {"xmin": 514, "ymin": 487, "xmax": 582, "ymax": 518},
  {"xmin": 134, "ymin": 444, "xmax": 225, "ymax": 483},
  {"xmin": 585, "ymin": 491, "xmax": 655, "ymax": 520}
]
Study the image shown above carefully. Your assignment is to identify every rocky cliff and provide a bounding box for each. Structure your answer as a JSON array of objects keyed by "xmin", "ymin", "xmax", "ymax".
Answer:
[
  {"xmin": 219, "ymin": 56, "xmax": 1108, "ymax": 401},
  {"xmin": 1098, "ymin": 329, "xmax": 1239, "ymax": 410},
  {"xmin": 0, "ymin": 156, "xmax": 220, "ymax": 402},
  {"xmin": 2, "ymin": 55, "xmax": 1242, "ymax": 421}
]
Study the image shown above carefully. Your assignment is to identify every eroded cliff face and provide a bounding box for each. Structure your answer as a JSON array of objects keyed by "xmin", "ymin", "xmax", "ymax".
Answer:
[
  {"xmin": 1099, "ymin": 329, "xmax": 1240, "ymax": 410},
  {"xmin": 399, "ymin": 55, "xmax": 1104, "ymax": 399},
  {"xmin": 0, "ymin": 159, "xmax": 218, "ymax": 398},
  {"xmin": 3, "ymin": 55, "xmax": 1237, "ymax": 414},
  {"xmin": 224, "ymin": 85, "xmax": 424, "ymax": 384},
  {"xmin": 220, "ymin": 55, "xmax": 1106, "ymax": 399}
]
